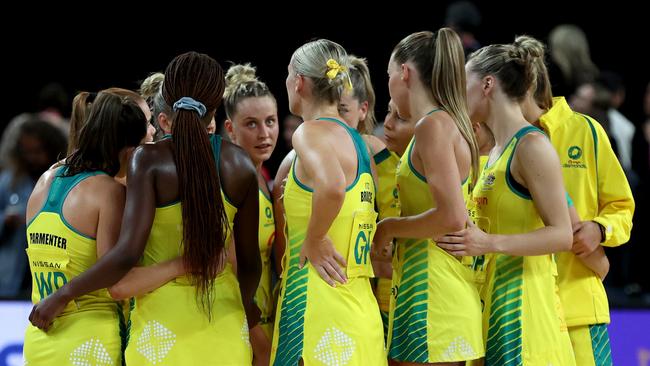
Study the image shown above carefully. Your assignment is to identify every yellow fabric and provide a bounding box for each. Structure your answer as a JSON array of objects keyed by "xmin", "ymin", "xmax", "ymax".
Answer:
[
  {"xmin": 373, "ymin": 149, "xmax": 399, "ymax": 334},
  {"xmin": 539, "ymin": 97, "xmax": 634, "ymax": 327},
  {"xmin": 26, "ymin": 213, "xmax": 115, "ymax": 314},
  {"xmin": 387, "ymin": 137, "xmax": 483, "ymax": 363},
  {"xmin": 24, "ymin": 171, "xmax": 122, "ymax": 365},
  {"xmin": 569, "ymin": 326, "xmax": 597, "ymax": 366},
  {"xmin": 471, "ymin": 126, "xmax": 575, "ymax": 365},
  {"xmin": 271, "ymin": 120, "xmax": 386, "ymax": 366},
  {"xmin": 568, "ymin": 324, "xmax": 612, "ymax": 366},
  {"xmin": 375, "ymin": 278, "xmax": 392, "ymax": 313},
  {"xmin": 540, "ymin": 97, "xmax": 634, "ymax": 248},
  {"xmin": 126, "ymin": 192, "xmax": 252, "ymax": 365},
  {"xmin": 24, "ymin": 309, "xmax": 122, "ymax": 366},
  {"xmin": 256, "ymin": 189, "xmax": 276, "ymax": 329},
  {"xmin": 375, "ymin": 150, "xmax": 401, "ymax": 220},
  {"xmin": 467, "ymin": 155, "xmax": 492, "ymax": 295}
]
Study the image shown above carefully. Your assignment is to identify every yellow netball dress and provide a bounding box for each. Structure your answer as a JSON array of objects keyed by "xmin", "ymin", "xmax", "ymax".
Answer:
[
  {"xmin": 125, "ymin": 135, "xmax": 252, "ymax": 365},
  {"xmin": 257, "ymin": 188, "xmax": 276, "ymax": 339},
  {"xmin": 472, "ymin": 126, "xmax": 575, "ymax": 366},
  {"xmin": 374, "ymin": 148, "xmax": 401, "ymax": 221},
  {"xmin": 467, "ymin": 155, "xmax": 492, "ymax": 294},
  {"xmin": 270, "ymin": 117, "xmax": 386, "ymax": 366},
  {"xmin": 24, "ymin": 168, "xmax": 122, "ymax": 366},
  {"xmin": 388, "ymin": 134, "xmax": 483, "ymax": 363},
  {"xmin": 373, "ymin": 148, "xmax": 400, "ymax": 337}
]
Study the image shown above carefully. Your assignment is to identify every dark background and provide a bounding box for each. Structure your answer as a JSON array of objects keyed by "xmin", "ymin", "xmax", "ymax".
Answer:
[
  {"xmin": 3, "ymin": 2, "xmax": 649, "ymax": 181},
  {"xmin": 5, "ymin": 2, "xmax": 648, "ymax": 129}
]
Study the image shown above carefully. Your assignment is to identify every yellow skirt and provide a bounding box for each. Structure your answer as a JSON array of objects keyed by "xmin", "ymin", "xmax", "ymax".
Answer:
[
  {"xmin": 256, "ymin": 257, "xmax": 275, "ymax": 340},
  {"xmin": 480, "ymin": 254, "xmax": 576, "ymax": 365},
  {"xmin": 24, "ymin": 307, "xmax": 122, "ymax": 365},
  {"xmin": 388, "ymin": 238, "xmax": 484, "ymax": 363},
  {"xmin": 375, "ymin": 277, "xmax": 392, "ymax": 340},
  {"xmin": 270, "ymin": 263, "xmax": 387, "ymax": 366},
  {"xmin": 125, "ymin": 264, "xmax": 252, "ymax": 365},
  {"xmin": 568, "ymin": 324, "xmax": 612, "ymax": 366}
]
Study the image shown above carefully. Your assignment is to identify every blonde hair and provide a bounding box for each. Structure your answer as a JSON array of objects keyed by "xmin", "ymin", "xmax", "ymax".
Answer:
[
  {"xmin": 223, "ymin": 63, "xmax": 275, "ymax": 119},
  {"xmin": 347, "ymin": 55, "xmax": 377, "ymax": 135},
  {"xmin": 139, "ymin": 72, "xmax": 172, "ymax": 140},
  {"xmin": 291, "ymin": 39, "xmax": 351, "ymax": 105},
  {"xmin": 514, "ymin": 35, "xmax": 554, "ymax": 110},
  {"xmin": 140, "ymin": 72, "xmax": 164, "ymax": 105},
  {"xmin": 549, "ymin": 24, "xmax": 598, "ymax": 89},
  {"xmin": 393, "ymin": 28, "xmax": 479, "ymax": 187},
  {"xmin": 468, "ymin": 36, "xmax": 546, "ymax": 103}
]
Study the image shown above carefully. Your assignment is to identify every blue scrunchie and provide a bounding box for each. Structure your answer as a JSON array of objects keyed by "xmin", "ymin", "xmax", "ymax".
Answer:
[{"xmin": 172, "ymin": 97, "xmax": 207, "ymax": 118}]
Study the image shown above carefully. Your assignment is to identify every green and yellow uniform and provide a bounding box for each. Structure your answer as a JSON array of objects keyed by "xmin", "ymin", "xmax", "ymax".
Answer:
[
  {"xmin": 125, "ymin": 135, "xmax": 252, "ymax": 365},
  {"xmin": 257, "ymin": 188, "xmax": 276, "ymax": 339},
  {"xmin": 373, "ymin": 148, "xmax": 400, "ymax": 338},
  {"xmin": 388, "ymin": 133, "xmax": 484, "ymax": 363},
  {"xmin": 24, "ymin": 168, "xmax": 122, "ymax": 366},
  {"xmin": 271, "ymin": 118, "xmax": 386, "ymax": 366},
  {"xmin": 467, "ymin": 155, "xmax": 491, "ymax": 294},
  {"xmin": 472, "ymin": 126, "xmax": 575, "ymax": 365}
]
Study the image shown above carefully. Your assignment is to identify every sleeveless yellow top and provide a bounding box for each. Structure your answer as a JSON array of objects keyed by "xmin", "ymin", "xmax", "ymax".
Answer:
[
  {"xmin": 139, "ymin": 135, "xmax": 237, "ymax": 268},
  {"xmin": 372, "ymin": 148, "xmax": 400, "ymax": 330},
  {"xmin": 471, "ymin": 125, "xmax": 575, "ymax": 365},
  {"xmin": 271, "ymin": 117, "xmax": 386, "ymax": 366},
  {"xmin": 374, "ymin": 148, "xmax": 401, "ymax": 220},
  {"xmin": 125, "ymin": 134, "xmax": 251, "ymax": 365},
  {"xmin": 138, "ymin": 194, "xmax": 236, "ymax": 266},
  {"xmin": 26, "ymin": 168, "xmax": 114, "ymax": 313},
  {"xmin": 467, "ymin": 155, "xmax": 490, "ymax": 288},
  {"xmin": 256, "ymin": 188, "xmax": 275, "ymax": 331},
  {"xmin": 24, "ymin": 168, "xmax": 123, "ymax": 365},
  {"xmin": 388, "ymin": 132, "xmax": 483, "ymax": 363}
]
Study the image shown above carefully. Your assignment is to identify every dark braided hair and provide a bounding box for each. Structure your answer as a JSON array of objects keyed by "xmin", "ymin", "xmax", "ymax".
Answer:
[{"xmin": 162, "ymin": 51, "xmax": 227, "ymax": 318}]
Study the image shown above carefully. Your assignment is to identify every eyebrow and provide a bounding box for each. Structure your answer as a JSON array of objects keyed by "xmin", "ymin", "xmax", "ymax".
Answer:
[{"xmin": 243, "ymin": 115, "xmax": 277, "ymax": 122}]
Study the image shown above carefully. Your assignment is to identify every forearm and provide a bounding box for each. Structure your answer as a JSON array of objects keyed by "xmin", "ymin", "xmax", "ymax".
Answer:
[
  {"xmin": 383, "ymin": 208, "xmax": 464, "ymax": 241},
  {"xmin": 577, "ymin": 246, "xmax": 609, "ymax": 280},
  {"xmin": 273, "ymin": 202, "xmax": 287, "ymax": 275},
  {"xmin": 56, "ymin": 248, "xmax": 139, "ymax": 303},
  {"xmin": 108, "ymin": 258, "xmax": 182, "ymax": 300},
  {"xmin": 232, "ymin": 166, "xmax": 262, "ymax": 328},
  {"xmin": 250, "ymin": 324, "xmax": 271, "ymax": 364},
  {"xmin": 371, "ymin": 257, "xmax": 392, "ymax": 279},
  {"xmin": 489, "ymin": 226, "xmax": 572, "ymax": 256},
  {"xmin": 237, "ymin": 265, "xmax": 262, "ymax": 328}
]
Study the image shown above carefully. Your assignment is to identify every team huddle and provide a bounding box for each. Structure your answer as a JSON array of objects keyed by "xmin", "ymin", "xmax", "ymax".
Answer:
[{"xmin": 22, "ymin": 28, "xmax": 633, "ymax": 366}]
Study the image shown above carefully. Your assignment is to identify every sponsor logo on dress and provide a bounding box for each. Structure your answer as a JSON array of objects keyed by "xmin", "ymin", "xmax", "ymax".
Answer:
[{"xmin": 481, "ymin": 173, "xmax": 496, "ymax": 191}]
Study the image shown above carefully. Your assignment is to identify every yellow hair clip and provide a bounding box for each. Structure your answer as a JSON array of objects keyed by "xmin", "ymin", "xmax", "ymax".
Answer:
[
  {"xmin": 326, "ymin": 59, "xmax": 353, "ymax": 91},
  {"xmin": 326, "ymin": 59, "xmax": 345, "ymax": 79}
]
